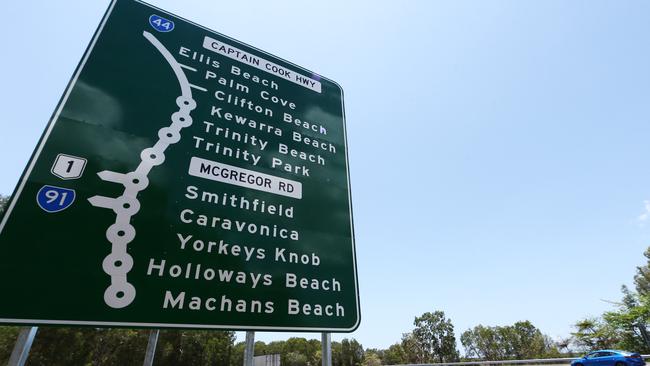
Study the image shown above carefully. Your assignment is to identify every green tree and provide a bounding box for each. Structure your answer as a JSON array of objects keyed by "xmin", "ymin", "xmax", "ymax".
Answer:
[
  {"xmin": 461, "ymin": 325, "xmax": 503, "ymax": 360},
  {"xmin": 88, "ymin": 329, "xmax": 148, "ymax": 366},
  {"xmin": 250, "ymin": 337, "xmax": 322, "ymax": 366},
  {"xmin": 602, "ymin": 287, "xmax": 650, "ymax": 352},
  {"xmin": 572, "ymin": 317, "xmax": 618, "ymax": 351},
  {"xmin": 22, "ymin": 328, "xmax": 162, "ymax": 366},
  {"xmin": 284, "ymin": 337, "xmax": 320, "ymax": 366},
  {"xmin": 229, "ymin": 341, "xmax": 246, "ymax": 366},
  {"xmin": 254, "ymin": 340, "xmax": 268, "ymax": 356},
  {"xmin": 364, "ymin": 348, "xmax": 383, "ymax": 363},
  {"xmin": 202, "ymin": 331, "xmax": 236, "ymax": 365},
  {"xmin": 410, "ymin": 311, "xmax": 459, "ymax": 363},
  {"xmin": 27, "ymin": 327, "xmax": 100, "ymax": 366},
  {"xmin": 285, "ymin": 351, "xmax": 309, "ymax": 366},
  {"xmin": 151, "ymin": 330, "xmax": 236, "ymax": 366},
  {"xmin": 401, "ymin": 332, "xmax": 422, "ymax": 363},
  {"xmin": 333, "ymin": 338, "xmax": 364, "ymax": 366},
  {"xmin": 264, "ymin": 340, "xmax": 285, "ymax": 357},
  {"xmin": 361, "ymin": 352, "xmax": 382, "ymax": 366},
  {"xmin": 635, "ymin": 248, "xmax": 650, "ymax": 296},
  {"xmin": 382, "ymin": 343, "xmax": 408, "ymax": 365},
  {"xmin": 461, "ymin": 321, "xmax": 559, "ymax": 360},
  {"xmin": 509, "ymin": 321, "xmax": 553, "ymax": 359},
  {"xmin": 0, "ymin": 195, "xmax": 8, "ymax": 215}
]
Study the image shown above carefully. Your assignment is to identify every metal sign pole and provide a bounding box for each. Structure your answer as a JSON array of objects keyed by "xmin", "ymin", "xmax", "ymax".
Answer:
[
  {"xmin": 7, "ymin": 327, "xmax": 38, "ymax": 366},
  {"xmin": 142, "ymin": 329, "xmax": 160, "ymax": 366},
  {"xmin": 243, "ymin": 331, "xmax": 255, "ymax": 366},
  {"xmin": 321, "ymin": 332, "xmax": 332, "ymax": 366}
]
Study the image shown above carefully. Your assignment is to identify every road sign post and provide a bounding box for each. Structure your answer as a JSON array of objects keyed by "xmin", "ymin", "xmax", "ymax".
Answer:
[
  {"xmin": 0, "ymin": 0, "xmax": 358, "ymax": 332},
  {"xmin": 142, "ymin": 329, "xmax": 160, "ymax": 366},
  {"xmin": 7, "ymin": 327, "xmax": 38, "ymax": 366},
  {"xmin": 244, "ymin": 331, "xmax": 255, "ymax": 366},
  {"xmin": 321, "ymin": 333, "xmax": 332, "ymax": 366}
]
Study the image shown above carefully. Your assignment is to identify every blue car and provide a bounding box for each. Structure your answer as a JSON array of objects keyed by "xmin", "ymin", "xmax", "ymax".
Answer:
[{"xmin": 572, "ymin": 350, "xmax": 646, "ymax": 366}]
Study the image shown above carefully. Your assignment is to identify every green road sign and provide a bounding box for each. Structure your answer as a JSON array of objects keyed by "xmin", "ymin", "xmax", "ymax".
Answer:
[{"xmin": 0, "ymin": 0, "xmax": 358, "ymax": 332}]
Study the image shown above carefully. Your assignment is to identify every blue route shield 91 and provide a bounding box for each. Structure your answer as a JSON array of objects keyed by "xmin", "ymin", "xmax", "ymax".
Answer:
[{"xmin": 36, "ymin": 185, "xmax": 75, "ymax": 213}]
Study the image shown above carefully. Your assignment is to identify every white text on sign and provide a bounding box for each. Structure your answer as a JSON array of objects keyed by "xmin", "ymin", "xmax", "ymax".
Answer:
[
  {"xmin": 202, "ymin": 36, "xmax": 322, "ymax": 93},
  {"xmin": 188, "ymin": 156, "xmax": 302, "ymax": 199}
]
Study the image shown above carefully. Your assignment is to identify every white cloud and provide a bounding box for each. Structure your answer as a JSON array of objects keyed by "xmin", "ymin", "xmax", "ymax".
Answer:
[{"xmin": 639, "ymin": 200, "xmax": 650, "ymax": 225}]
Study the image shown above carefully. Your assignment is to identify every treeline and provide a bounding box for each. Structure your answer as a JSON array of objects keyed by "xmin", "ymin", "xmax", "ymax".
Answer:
[
  {"xmin": 0, "ymin": 328, "xmax": 367, "ymax": 366},
  {"xmin": 0, "ymin": 314, "xmax": 569, "ymax": 365},
  {"xmin": 461, "ymin": 321, "xmax": 562, "ymax": 360},
  {"xmin": 0, "ymin": 328, "xmax": 234, "ymax": 366},
  {"xmin": 362, "ymin": 312, "xmax": 562, "ymax": 365}
]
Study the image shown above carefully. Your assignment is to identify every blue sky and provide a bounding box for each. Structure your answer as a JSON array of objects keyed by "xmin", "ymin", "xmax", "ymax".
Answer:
[{"xmin": 2, "ymin": 0, "xmax": 650, "ymax": 351}]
